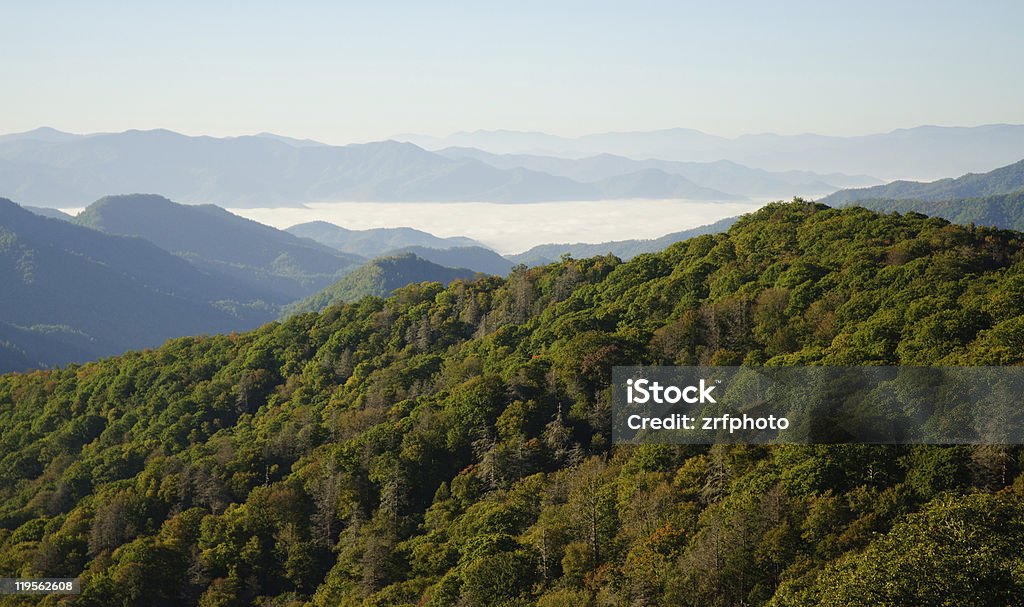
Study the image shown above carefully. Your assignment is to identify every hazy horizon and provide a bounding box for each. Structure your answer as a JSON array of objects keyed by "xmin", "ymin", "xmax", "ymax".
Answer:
[
  {"xmin": 7, "ymin": 122, "xmax": 1024, "ymax": 146},
  {"xmin": 4, "ymin": 2, "xmax": 1023, "ymax": 144}
]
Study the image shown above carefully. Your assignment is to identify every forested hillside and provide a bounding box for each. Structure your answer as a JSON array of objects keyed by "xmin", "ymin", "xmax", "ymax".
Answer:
[
  {"xmin": 0, "ymin": 198, "xmax": 275, "ymax": 372},
  {"xmin": 821, "ymin": 158, "xmax": 1024, "ymax": 205},
  {"xmin": 75, "ymin": 195, "xmax": 363, "ymax": 301},
  {"xmin": 1, "ymin": 201, "xmax": 1023, "ymax": 606},
  {"xmin": 285, "ymin": 254, "xmax": 478, "ymax": 315},
  {"xmin": 852, "ymin": 189, "xmax": 1024, "ymax": 232}
]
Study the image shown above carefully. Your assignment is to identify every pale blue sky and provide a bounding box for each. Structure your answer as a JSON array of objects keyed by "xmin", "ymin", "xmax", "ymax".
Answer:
[{"xmin": 3, "ymin": 0, "xmax": 1022, "ymax": 143}]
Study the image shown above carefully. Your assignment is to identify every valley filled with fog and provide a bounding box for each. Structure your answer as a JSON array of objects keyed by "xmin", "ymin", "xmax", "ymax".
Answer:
[{"xmin": 230, "ymin": 199, "xmax": 764, "ymax": 254}]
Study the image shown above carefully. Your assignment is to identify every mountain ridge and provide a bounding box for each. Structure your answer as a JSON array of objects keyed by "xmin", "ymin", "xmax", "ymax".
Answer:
[
  {"xmin": 0, "ymin": 197, "xmax": 276, "ymax": 370},
  {"xmin": 74, "ymin": 194, "xmax": 364, "ymax": 301},
  {"xmin": 439, "ymin": 147, "xmax": 879, "ymax": 198},
  {"xmin": 387, "ymin": 245, "xmax": 514, "ymax": 276},
  {"xmin": 286, "ymin": 220, "xmax": 485, "ymax": 257},
  {"xmin": 400, "ymin": 124, "xmax": 1024, "ymax": 180},
  {"xmin": 820, "ymin": 158, "xmax": 1024, "ymax": 205},
  {"xmin": 0, "ymin": 130, "xmax": 741, "ymax": 207},
  {"xmin": 847, "ymin": 189, "xmax": 1024, "ymax": 232}
]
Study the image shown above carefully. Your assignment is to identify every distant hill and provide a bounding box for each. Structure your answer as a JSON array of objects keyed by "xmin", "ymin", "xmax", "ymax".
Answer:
[
  {"xmin": 252, "ymin": 132, "xmax": 329, "ymax": 147},
  {"xmin": 390, "ymin": 245, "xmax": 514, "ymax": 275},
  {"xmin": 439, "ymin": 147, "xmax": 879, "ymax": 198},
  {"xmin": 0, "ymin": 126, "xmax": 84, "ymax": 144},
  {"xmin": 0, "ymin": 198, "xmax": 275, "ymax": 371},
  {"xmin": 287, "ymin": 220, "xmax": 483, "ymax": 257},
  {"xmin": 75, "ymin": 195, "xmax": 363, "ymax": 301},
  {"xmin": 820, "ymin": 158, "xmax": 1024, "ymax": 205},
  {"xmin": 402, "ymin": 124, "xmax": 1024, "ymax": 180},
  {"xmin": 23, "ymin": 206, "xmax": 73, "ymax": 220},
  {"xmin": 851, "ymin": 189, "xmax": 1024, "ymax": 232},
  {"xmin": 509, "ymin": 216, "xmax": 739, "ymax": 265},
  {"xmin": 591, "ymin": 168, "xmax": 744, "ymax": 200},
  {"xmin": 286, "ymin": 253, "xmax": 478, "ymax": 314}
]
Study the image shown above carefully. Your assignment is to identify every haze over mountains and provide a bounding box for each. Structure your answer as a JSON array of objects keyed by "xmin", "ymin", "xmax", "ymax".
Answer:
[
  {"xmin": 438, "ymin": 147, "xmax": 878, "ymax": 198},
  {"xmin": 7, "ymin": 124, "xmax": 1020, "ymax": 210},
  {"xmin": 0, "ymin": 126, "xmax": 935, "ymax": 208},
  {"xmin": 401, "ymin": 124, "xmax": 1024, "ymax": 181},
  {"xmin": 0, "ymin": 128, "xmax": 740, "ymax": 207}
]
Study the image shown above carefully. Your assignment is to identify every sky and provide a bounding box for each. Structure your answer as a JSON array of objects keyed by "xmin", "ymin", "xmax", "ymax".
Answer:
[{"xmin": 3, "ymin": 0, "xmax": 1023, "ymax": 144}]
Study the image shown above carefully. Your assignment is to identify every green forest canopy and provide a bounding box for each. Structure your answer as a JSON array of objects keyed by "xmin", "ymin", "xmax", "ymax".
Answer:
[
  {"xmin": 852, "ymin": 189, "xmax": 1024, "ymax": 233},
  {"xmin": 821, "ymin": 157, "xmax": 1024, "ymax": 205},
  {"xmin": 1, "ymin": 201, "xmax": 1024, "ymax": 606}
]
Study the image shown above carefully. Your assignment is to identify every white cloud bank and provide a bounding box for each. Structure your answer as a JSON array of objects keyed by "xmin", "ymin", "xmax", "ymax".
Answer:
[{"xmin": 230, "ymin": 199, "xmax": 765, "ymax": 255}]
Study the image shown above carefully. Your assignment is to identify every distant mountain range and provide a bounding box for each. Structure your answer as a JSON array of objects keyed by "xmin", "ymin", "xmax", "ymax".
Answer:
[
  {"xmin": 399, "ymin": 124, "xmax": 1024, "ymax": 181},
  {"xmin": 0, "ymin": 127, "xmax": 913, "ymax": 207},
  {"xmin": 438, "ymin": 148, "xmax": 879, "ymax": 199},
  {"xmin": 285, "ymin": 253, "xmax": 478, "ymax": 315},
  {"xmin": 820, "ymin": 159, "xmax": 1024, "ymax": 205},
  {"xmin": 0, "ymin": 128, "xmax": 746, "ymax": 206}
]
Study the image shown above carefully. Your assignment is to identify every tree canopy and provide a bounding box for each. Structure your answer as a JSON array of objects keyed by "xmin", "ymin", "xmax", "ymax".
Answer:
[{"xmin": 1, "ymin": 201, "xmax": 1023, "ymax": 606}]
